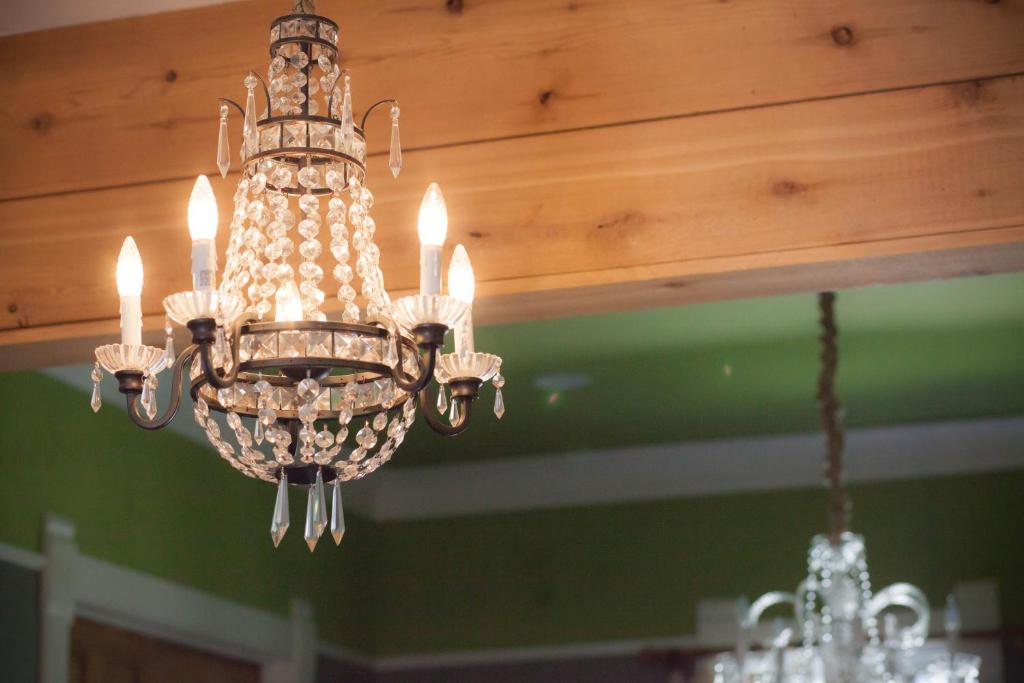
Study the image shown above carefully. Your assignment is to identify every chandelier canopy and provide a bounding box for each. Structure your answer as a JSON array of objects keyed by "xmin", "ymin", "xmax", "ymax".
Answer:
[
  {"xmin": 710, "ymin": 294, "xmax": 978, "ymax": 683},
  {"xmin": 90, "ymin": 0, "xmax": 505, "ymax": 551}
]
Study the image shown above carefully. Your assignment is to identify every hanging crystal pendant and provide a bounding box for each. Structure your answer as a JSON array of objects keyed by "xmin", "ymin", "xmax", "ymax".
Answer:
[
  {"xmin": 217, "ymin": 104, "xmax": 231, "ymax": 178},
  {"xmin": 437, "ymin": 384, "xmax": 448, "ymax": 414},
  {"xmin": 271, "ymin": 471, "xmax": 290, "ymax": 548},
  {"xmin": 163, "ymin": 316, "xmax": 175, "ymax": 365},
  {"xmin": 340, "ymin": 72, "xmax": 354, "ymax": 152},
  {"xmin": 493, "ymin": 373, "xmax": 505, "ymax": 419},
  {"xmin": 90, "ymin": 362, "xmax": 102, "ymax": 413},
  {"xmin": 304, "ymin": 478, "xmax": 324, "ymax": 552},
  {"xmin": 254, "ymin": 419, "xmax": 264, "ymax": 445},
  {"xmin": 383, "ymin": 332, "xmax": 398, "ymax": 367},
  {"xmin": 243, "ymin": 73, "xmax": 259, "ymax": 157},
  {"xmin": 140, "ymin": 374, "xmax": 154, "ymax": 417},
  {"xmin": 388, "ymin": 103, "xmax": 402, "ymax": 178},
  {"xmin": 314, "ymin": 469, "xmax": 327, "ymax": 537},
  {"xmin": 145, "ymin": 375, "xmax": 158, "ymax": 420},
  {"xmin": 330, "ymin": 479, "xmax": 345, "ymax": 545},
  {"xmin": 214, "ymin": 326, "xmax": 228, "ymax": 367},
  {"xmin": 449, "ymin": 398, "xmax": 460, "ymax": 423}
]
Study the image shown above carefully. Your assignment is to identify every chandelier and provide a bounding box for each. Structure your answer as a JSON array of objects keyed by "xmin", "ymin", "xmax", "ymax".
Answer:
[
  {"xmin": 88, "ymin": 0, "xmax": 505, "ymax": 550},
  {"xmin": 710, "ymin": 294, "xmax": 979, "ymax": 683}
]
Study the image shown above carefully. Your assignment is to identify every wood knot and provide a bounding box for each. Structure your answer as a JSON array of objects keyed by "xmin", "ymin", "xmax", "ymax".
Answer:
[
  {"xmin": 468, "ymin": 230, "xmax": 485, "ymax": 238},
  {"xmin": 30, "ymin": 113, "xmax": 53, "ymax": 134},
  {"xmin": 539, "ymin": 90, "xmax": 554, "ymax": 105},
  {"xmin": 7, "ymin": 303, "xmax": 17, "ymax": 314},
  {"xmin": 446, "ymin": 0, "xmax": 463, "ymax": 13},
  {"xmin": 771, "ymin": 179, "xmax": 809, "ymax": 197},
  {"xmin": 165, "ymin": 69, "xmax": 178, "ymax": 82},
  {"xmin": 831, "ymin": 25, "xmax": 854, "ymax": 46}
]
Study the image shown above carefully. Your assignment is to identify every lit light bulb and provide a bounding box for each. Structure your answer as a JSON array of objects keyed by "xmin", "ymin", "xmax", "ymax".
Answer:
[
  {"xmin": 448, "ymin": 244, "xmax": 475, "ymax": 304},
  {"xmin": 187, "ymin": 175, "xmax": 218, "ymax": 241},
  {"xmin": 448, "ymin": 244, "xmax": 476, "ymax": 353},
  {"xmin": 275, "ymin": 280, "xmax": 303, "ymax": 322},
  {"xmin": 188, "ymin": 175, "xmax": 219, "ymax": 290},
  {"xmin": 417, "ymin": 182, "xmax": 448, "ymax": 247},
  {"xmin": 115, "ymin": 236, "xmax": 144, "ymax": 346},
  {"xmin": 116, "ymin": 236, "xmax": 144, "ymax": 297},
  {"xmin": 417, "ymin": 182, "xmax": 448, "ymax": 296}
]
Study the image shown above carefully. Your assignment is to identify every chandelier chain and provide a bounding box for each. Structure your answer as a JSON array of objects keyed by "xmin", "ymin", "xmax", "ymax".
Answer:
[
  {"xmin": 292, "ymin": 0, "xmax": 316, "ymax": 14},
  {"xmin": 817, "ymin": 291, "xmax": 848, "ymax": 543}
]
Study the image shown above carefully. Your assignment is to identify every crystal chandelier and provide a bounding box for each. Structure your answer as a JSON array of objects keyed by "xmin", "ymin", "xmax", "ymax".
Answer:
[
  {"xmin": 89, "ymin": 0, "xmax": 505, "ymax": 550},
  {"xmin": 710, "ymin": 293, "xmax": 979, "ymax": 683}
]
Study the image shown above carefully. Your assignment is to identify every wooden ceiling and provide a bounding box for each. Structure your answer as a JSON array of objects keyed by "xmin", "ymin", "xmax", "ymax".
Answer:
[{"xmin": 2, "ymin": 0, "xmax": 1023, "ymax": 369}]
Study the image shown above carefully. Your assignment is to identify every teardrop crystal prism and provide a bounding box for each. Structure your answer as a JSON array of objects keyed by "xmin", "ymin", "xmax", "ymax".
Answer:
[
  {"xmin": 331, "ymin": 479, "xmax": 345, "ymax": 545},
  {"xmin": 243, "ymin": 85, "xmax": 258, "ymax": 157},
  {"xmin": 146, "ymin": 388, "xmax": 158, "ymax": 420},
  {"xmin": 304, "ymin": 483, "xmax": 321, "ymax": 552},
  {"xmin": 449, "ymin": 398, "xmax": 459, "ymax": 423},
  {"xmin": 217, "ymin": 106, "xmax": 230, "ymax": 178},
  {"xmin": 164, "ymin": 335, "xmax": 175, "ymax": 365},
  {"xmin": 388, "ymin": 104, "xmax": 402, "ymax": 179},
  {"xmin": 314, "ymin": 469, "xmax": 327, "ymax": 537},
  {"xmin": 383, "ymin": 335, "xmax": 398, "ymax": 367},
  {"xmin": 254, "ymin": 419, "xmax": 264, "ymax": 445},
  {"xmin": 271, "ymin": 471, "xmax": 290, "ymax": 547},
  {"xmin": 494, "ymin": 388, "xmax": 505, "ymax": 419},
  {"xmin": 140, "ymin": 375, "xmax": 153, "ymax": 409},
  {"xmin": 437, "ymin": 385, "xmax": 448, "ymax": 414},
  {"xmin": 90, "ymin": 381, "xmax": 102, "ymax": 413}
]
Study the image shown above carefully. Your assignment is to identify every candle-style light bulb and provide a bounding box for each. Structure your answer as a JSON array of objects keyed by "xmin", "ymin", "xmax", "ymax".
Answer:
[
  {"xmin": 275, "ymin": 280, "xmax": 303, "ymax": 322},
  {"xmin": 417, "ymin": 182, "xmax": 447, "ymax": 295},
  {"xmin": 188, "ymin": 175, "xmax": 219, "ymax": 290},
  {"xmin": 116, "ymin": 236, "xmax": 144, "ymax": 346},
  {"xmin": 448, "ymin": 244, "xmax": 475, "ymax": 353}
]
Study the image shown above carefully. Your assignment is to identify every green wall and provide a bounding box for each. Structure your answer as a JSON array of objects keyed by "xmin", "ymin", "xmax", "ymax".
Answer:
[
  {"xmin": 0, "ymin": 371, "xmax": 376, "ymax": 651},
  {"xmin": 365, "ymin": 471, "xmax": 1024, "ymax": 655},
  {"xmin": 1, "ymin": 371, "xmax": 1022, "ymax": 658}
]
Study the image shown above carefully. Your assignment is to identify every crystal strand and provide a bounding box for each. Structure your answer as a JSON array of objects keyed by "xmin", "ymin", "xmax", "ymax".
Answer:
[
  {"xmin": 271, "ymin": 470, "xmax": 290, "ymax": 547},
  {"xmin": 330, "ymin": 479, "xmax": 345, "ymax": 545},
  {"xmin": 492, "ymin": 372, "xmax": 505, "ymax": 419},
  {"xmin": 389, "ymin": 103, "xmax": 402, "ymax": 178},
  {"xmin": 350, "ymin": 178, "xmax": 388, "ymax": 318},
  {"xmin": 243, "ymin": 73, "xmax": 259, "ymax": 158},
  {"xmin": 297, "ymin": 189, "xmax": 325, "ymax": 320},
  {"xmin": 90, "ymin": 362, "xmax": 102, "ymax": 413},
  {"xmin": 246, "ymin": 189, "xmax": 273, "ymax": 319},
  {"xmin": 217, "ymin": 104, "xmax": 230, "ymax": 178},
  {"xmin": 327, "ymin": 183, "xmax": 358, "ymax": 323},
  {"xmin": 437, "ymin": 385, "xmax": 448, "ymax": 414},
  {"xmin": 340, "ymin": 71, "xmax": 354, "ymax": 153}
]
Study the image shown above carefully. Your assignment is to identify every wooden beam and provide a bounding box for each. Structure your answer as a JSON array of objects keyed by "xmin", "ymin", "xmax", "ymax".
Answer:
[
  {"xmin": 1, "ymin": 74, "xmax": 1023, "ymax": 368},
  {"xmin": 2, "ymin": 0, "xmax": 1022, "ymax": 200}
]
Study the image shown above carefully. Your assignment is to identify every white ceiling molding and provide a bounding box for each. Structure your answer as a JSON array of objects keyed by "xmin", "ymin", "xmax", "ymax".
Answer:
[
  {"xmin": 0, "ymin": 0, "xmax": 230, "ymax": 37},
  {"xmin": 44, "ymin": 365, "xmax": 1024, "ymax": 521},
  {"xmin": 355, "ymin": 416, "xmax": 1024, "ymax": 521}
]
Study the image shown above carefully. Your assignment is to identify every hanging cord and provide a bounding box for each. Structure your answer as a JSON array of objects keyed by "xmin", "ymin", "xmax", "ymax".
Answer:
[{"xmin": 817, "ymin": 291, "xmax": 849, "ymax": 543}]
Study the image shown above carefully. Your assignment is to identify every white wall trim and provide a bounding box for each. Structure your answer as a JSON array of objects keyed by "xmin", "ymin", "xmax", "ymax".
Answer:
[
  {"xmin": 23, "ymin": 517, "xmax": 311, "ymax": 683},
  {"xmin": 358, "ymin": 416, "xmax": 1024, "ymax": 520}
]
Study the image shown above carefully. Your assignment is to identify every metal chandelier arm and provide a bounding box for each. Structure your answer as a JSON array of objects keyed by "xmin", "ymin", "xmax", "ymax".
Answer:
[
  {"xmin": 194, "ymin": 315, "xmax": 257, "ymax": 391},
  {"xmin": 389, "ymin": 341, "xmax": 439, "ymax": 394},
  {"xmin": 360, "ymin": 98, "xmax": 398, "ymax": 131},
  {"xmin": 418, "ymin": 384, "xmax": 473, "ymax": 437},
  {"xmin": 125, "ymin": 344, "xmax": 199, "ymax": 430}
]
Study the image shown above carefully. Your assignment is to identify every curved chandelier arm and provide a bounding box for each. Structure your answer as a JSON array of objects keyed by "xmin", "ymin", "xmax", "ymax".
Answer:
[
  {"xmin": 417, "ymin": 384, "xmax": 473, "ymax": 437},
  {"xmin": 196, "ymin": 315, "xmax": 257, "ymax": 390},
  {"xmin": 126, "ymin": 344, "xmax": 199, "ymax": 430},
  {"xmin": 389, "ymin": 342, "xmax": 439, "ymax": 394},
  {"xmin": 247, "ymin": 71, "xmax": 273, "ymax": 118},
  {"xmin": 218, "ymin": 97, "xmax": 246, "ymax": 118},
  {"xmin": 360, "ymin": 98, "xmax": 398, "ymax": 131}
]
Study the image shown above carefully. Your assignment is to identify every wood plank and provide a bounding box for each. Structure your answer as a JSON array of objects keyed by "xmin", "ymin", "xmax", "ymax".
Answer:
[
  {"xmin": 3, "ymin": 230, "xmax": 1022, "ymax": 371},
  {"xmin": 2, "ymin": 0, "xmax": 1022, "ymax": 200},
  {"xmin": 1, "ymin": 74, "xmax": 1022, "ymax": 368}
]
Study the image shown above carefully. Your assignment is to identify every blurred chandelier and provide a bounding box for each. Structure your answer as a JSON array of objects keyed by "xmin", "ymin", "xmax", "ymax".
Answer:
[
  {"xmin": 711, "ymin": 293, "xmax": 979, "ymax": 683},
  {"xmin": 89, "ymin": 0, "xmax": 505, "ymax": 550}
]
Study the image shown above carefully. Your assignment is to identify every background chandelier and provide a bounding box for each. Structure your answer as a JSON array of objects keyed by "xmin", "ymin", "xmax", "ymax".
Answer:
[
  {"xmin": 710, "ymin": 293, "xmax": 979, "ymax": 683},
  {"xmin": 89, "ymin": 0, "xmax": 505, "ymax": 551}
]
